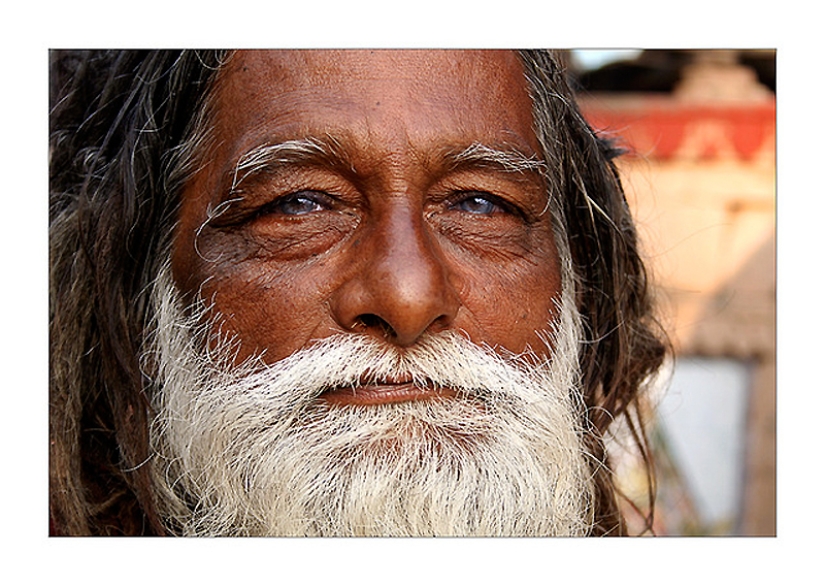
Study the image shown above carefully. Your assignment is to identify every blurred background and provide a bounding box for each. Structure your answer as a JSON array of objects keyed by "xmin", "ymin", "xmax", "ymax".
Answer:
[{"xmin": 566, "ymin": 50, "xmax": 776, "ymax": 536}]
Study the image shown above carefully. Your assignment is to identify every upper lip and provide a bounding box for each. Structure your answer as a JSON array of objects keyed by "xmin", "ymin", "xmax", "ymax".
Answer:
[
  {"xmin": 320, "ymin": 376, "xmax": 454, "ymax": 406},
  {"xmin": 360, "ymin": 373, "xmax": 414, "ymax": 385}
]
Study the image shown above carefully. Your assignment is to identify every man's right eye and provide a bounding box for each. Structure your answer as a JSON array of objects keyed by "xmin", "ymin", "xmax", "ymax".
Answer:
[{"xmin": 267, "ymin": 191, "xmax": 330, "ymax": 216}]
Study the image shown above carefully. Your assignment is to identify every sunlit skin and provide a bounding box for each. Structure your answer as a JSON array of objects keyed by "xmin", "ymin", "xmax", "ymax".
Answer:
[{"xmin": 171, "ymin": 50, "xmax": 563, "ymax": 405}]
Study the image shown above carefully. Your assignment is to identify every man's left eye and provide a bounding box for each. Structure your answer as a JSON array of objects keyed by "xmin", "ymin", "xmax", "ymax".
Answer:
[{"xmin": 451, "ymin": 193, "xmax": 505, "ymax": 215}]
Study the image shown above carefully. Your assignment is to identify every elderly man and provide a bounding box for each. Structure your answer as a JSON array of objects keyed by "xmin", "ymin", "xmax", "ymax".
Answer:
[{"xmin": 49, "ymin": 50, "xmax": 666, "ymax": 536}]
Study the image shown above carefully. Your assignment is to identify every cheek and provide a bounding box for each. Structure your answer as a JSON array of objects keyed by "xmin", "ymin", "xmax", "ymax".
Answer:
[
  {"xmin": 199, "ymin": 262, "xmax": 337, "ymax": 363},
  {"xmin": 176, "ymin": 212, "xmax": 346, "ymax": 362},
  {"xmin": 447, "ymin": 233, "xmax": 563, "ymax": 356}
]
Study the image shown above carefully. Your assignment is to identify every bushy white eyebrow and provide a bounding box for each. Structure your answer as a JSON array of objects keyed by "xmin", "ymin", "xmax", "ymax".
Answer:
[
  {"xmin": 447, "ymin": 143, "xmax": 546, "ymax": 174},
  {"xmin": 230, "ymin": 137, "xmax": 351, "ymax": 194},
  {"xmin": 228, "ymin": 138, "xmax": 545, "ymax": 194}
]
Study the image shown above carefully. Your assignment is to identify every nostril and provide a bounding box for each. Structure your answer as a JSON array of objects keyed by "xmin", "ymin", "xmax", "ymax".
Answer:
[{"xmin": 354, "ymin": 314, "xmax": 396, "ymax": 338}]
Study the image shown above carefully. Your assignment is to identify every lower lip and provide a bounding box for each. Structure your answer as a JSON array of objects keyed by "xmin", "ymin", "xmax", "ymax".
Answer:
[{"xmin": 321, "ymin": 382, "xmax": 457, "ymax": 406}]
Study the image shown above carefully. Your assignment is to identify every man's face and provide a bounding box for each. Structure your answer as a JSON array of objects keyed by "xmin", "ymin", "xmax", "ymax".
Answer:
[
  {"xmin": 171, "ymin": 50, "xmax": 563, "ymax": 390},
  {"xmin": 153, "ymin": 51, "xmax": 594, "ymax": 536}
]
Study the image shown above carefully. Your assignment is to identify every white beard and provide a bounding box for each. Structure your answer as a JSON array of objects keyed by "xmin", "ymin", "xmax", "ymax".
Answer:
[{"xmin": 146, "ymin": 268, "xmax": 595, "ymax": 537}]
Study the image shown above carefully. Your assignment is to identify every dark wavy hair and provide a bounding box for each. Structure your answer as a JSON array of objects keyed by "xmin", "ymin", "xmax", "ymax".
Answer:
[{"xmin": 49, "ymin": 49, "xmax": 667, "ymax": 536}]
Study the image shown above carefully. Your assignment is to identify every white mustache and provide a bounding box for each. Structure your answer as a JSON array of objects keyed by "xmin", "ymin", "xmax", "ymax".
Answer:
[{"xmin": 203, "ymin": 330, "xmax": 572, "ymax": 412}]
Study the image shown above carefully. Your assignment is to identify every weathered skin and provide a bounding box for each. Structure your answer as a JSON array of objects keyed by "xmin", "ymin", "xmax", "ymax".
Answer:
[{"xmin": 172, "ymin": 50, "xmax": 563, "ymax": 402}]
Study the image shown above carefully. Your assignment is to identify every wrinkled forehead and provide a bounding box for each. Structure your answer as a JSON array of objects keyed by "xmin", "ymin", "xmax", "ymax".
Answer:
[
  {"xmin": 218, "ymin": 49, "xmax": 531, "ymax": 89},
  {"xmin": 209, "ymin": 49, "xmax": 542, "ymax": 162}
]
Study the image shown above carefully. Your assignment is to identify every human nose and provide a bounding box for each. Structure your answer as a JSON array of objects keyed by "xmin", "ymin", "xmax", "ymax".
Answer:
[{"xmin": 330, "ymin": 204, "xmax": 460, "ymax": 347}]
